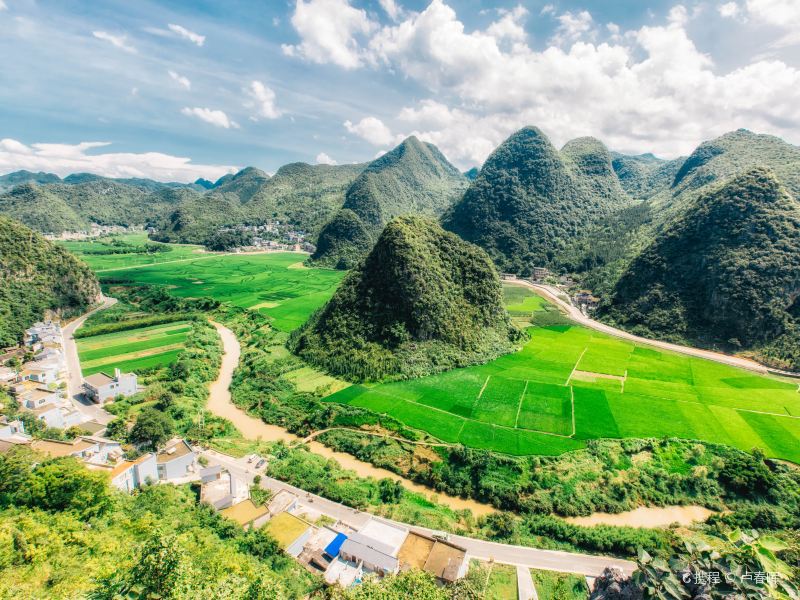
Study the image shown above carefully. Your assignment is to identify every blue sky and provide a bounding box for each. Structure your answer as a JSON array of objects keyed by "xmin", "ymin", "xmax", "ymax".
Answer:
[{"xmin": 1, "ymin": 0, "xmax": 799, "ymax": 181}]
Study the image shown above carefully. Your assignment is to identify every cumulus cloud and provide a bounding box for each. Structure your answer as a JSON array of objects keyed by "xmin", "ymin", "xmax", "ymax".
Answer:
[
  {"xmin": 92, "ymin": 30, "xmax": 136, "ymax": 53},
  {"xmin": 168, "ymin": 23, "xmax": 205, "ymax": 46},
  {"xmin": 551, "ymin": 10, "xmax": 596, "ymax": 46},
  {"xmin": 0, "ymin": 138, "xmax": 236, "ymax": 183},
  {"xmin": 351, "ymin": 0, "xmax": 800, "ymax": 166},
  {"xmin": 181, "ymin": 107, "xmax": 239, "ymax": 129},
  {"xmin": 744, "ymin": 0, "xmax": 800, "ymax": 46},
  {"xmin": 245, "ymin": 81, "xmax": 281, "ymax": 119},
  {"xmin": 0, "ymin": 1, "xmax": 7, "ymax": 11},
  {"xmin": 718, "ymin": 2, "xmax": 740, "ymax": 18},
  {"xmin": 379, "ymin": 0, "xmax": 402, "ymax": 21},
  {"xmin": 344, "ymin": 116, "xmax": 395, "ymax": 145},
  {"xmin": 315, "ymin": 152, "xmax": 337, "ymax": 165},
  {"xmin": 168, "ymin": 70, "xmax": 191, "ymax": 90},
  {"xmin": 281, "ymin": 0, "xmax": 375, "ymax": 69}
]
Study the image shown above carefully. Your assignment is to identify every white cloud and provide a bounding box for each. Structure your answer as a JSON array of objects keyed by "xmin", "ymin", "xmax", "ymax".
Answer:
[
  {"xmin": 379, "ymin": 0, "xmax": 402, "ymax": 21},
  {"xmin": 551, "ymin": 10, "xmax": 595, "ymax": 45},
  {"xmin": 718, "ymin": 2, "xmax": 740, "ymax": 18},
  {"xmin": 245, "ymin": 81, "xmax": 281, "ymax": 119},
  {"xmin": 745, "ymin": 0, "xmax": 800, "ymax": 46},
  {"xmin": 0, "ymin": 138, "xmax": 236, "ymax": 183},
  {"xmin": 168, "ymin": 23, "xmax": 205, "ymax": 46},
  {"xmin": 282, "ymin": 0, "xmax": 375, "ymax": 69},
  {"xmin": 0, "ymin": 1, "xmax": 7, "ymax": 11},
  {"xmin": 168, "ymin": 70, "xmax": 191, "ymax": 90},
  {"xmin": 540, "ymin": 4, "xmax": 555, "ymax": 16},
  {"xmin": 315, "ymin": 152, "xmax": 337, "ymax": 165},
  {"xmin": 344, "ymin": 116, "xmax": 395, "ymax": 145},
  {"xmin": 92, "ymin": 30, "xmax": 136, "ymax": 53},
  {"xmin": 486, "ymin": 6, "xmax": 528, "ymax": 44},
  {"xmin": 181, "ymin": 107, "xmax": 239, "ymax": 129},
  {"xmin": 352, "ymin": 0, "xmax": 800, "ymax": 167}
]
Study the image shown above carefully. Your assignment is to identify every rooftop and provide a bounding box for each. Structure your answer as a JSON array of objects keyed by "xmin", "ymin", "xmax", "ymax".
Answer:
[
  {"xmin": 265, "ymin": 511, "xmax": 311, "ymax": 549},
  {"xmin": 340, "ymin": 538, "xmax": 399, "ymax": 573},
  {"xmin": 221, "ymin": 499, "xmax": 269, "ymax": 527},
  {"xmin": 31, "ymin": 438, "xmax": 95, "ymax": 457},
  {"xmin": 84, "ymin": 372, "xmax": 114, "ymax": 388},
  {"xmin": 156, "ymin": 439, "xmax": 194, "ymax": 463}
]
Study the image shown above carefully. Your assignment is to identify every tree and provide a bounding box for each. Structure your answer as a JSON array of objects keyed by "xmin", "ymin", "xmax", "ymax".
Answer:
[
  {"xmin": 128, "ymin": 408, "xmax": 174, "ymax": 451},
  {"xmin": 104, "ymin": 417, "xmax": 128, "ymax": 442},
  {"xmin": 27, "ymin": 457, "xmax": 111, "ymax": 517}
]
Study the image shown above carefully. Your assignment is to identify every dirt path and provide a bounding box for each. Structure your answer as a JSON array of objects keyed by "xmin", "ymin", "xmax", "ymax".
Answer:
[
  {"xmin": 206, "ymin": 321, "xmax": 496, "ymax": 517},
  {"xmin": 511, "ymin": 281, "xmax": 769, "ymax": 374}
]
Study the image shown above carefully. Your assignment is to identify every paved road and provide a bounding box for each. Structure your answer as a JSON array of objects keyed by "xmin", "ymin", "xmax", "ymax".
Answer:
[
  {"xmin": 204, "ymin": 449, "xmax": 635, "ymax": 577},
  {"xmin": 517, "ymin": 565, "xmax": 538, "ymax": 600},
  {"xmin": 514, "ymin": 281, "xmax": 769, "ymax": 374},
  {"xmin": 62, "ymin": 296, "xmax": 117, "ymax": 424}
]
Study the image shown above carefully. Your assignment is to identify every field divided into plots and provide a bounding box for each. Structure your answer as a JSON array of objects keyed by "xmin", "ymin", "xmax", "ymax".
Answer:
[
  {"xmin": 59, "ymin": 233, "xmax": 203, "ymax": 271},
  {"xmin": 97, "ymin": 252, "xmax": 345, "ymax": 331},
  {"xmin": 77, "ymin": 321, "xmax": 192, "ymax": 376},
  {"xmin": 327, "ymin": 287, "xmax": 800, "ymax": 461}
]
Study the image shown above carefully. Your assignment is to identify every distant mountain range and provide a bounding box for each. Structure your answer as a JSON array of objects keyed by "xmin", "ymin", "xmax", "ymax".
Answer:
[{"xmin": 1, "ymin": 127, "xmax": 798, "ymax": 368}]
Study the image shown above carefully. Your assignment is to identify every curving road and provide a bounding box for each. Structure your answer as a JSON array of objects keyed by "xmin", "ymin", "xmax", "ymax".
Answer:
[
  {"xmin": 62, "ymin": 296, "xmax": 117, "ymax": 424},
  {"xmin": 512, "ymin": 281, "xmax": 770, "ymax": 374}
]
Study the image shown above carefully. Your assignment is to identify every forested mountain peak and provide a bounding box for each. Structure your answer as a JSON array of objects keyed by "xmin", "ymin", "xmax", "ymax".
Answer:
[
  {"xmin": 603, "ymin": 166, "xmax": 800, "ymax": 368},
  {"xmin": 442, "ymin": 125, "xmax": 625, "ymax": 274},
  {"xmin": 0, "ymin": 169, "xmax": 61, "ymax": 192},
  {"xmin": 292, "ymin": 215, "xmax": 520, "ymax": 381},
  {"xmin": 0, "ymin": 183, "xmax": 86, "ymax": 233},
  {"xmin": 0, "ymin": 215, "xmax": 100, "ymax": 345},
  {"xmin": 310, "ymin": 137, "xmax": 468, "ymax": 269},
  {"xmin": 211, "ymin": 166, "xmax": 271, "ymax": 202}
]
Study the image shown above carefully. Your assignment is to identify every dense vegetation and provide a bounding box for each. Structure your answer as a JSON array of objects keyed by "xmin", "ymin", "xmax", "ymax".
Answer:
[
  {"xmin": 0, "ymin": 216, "xmax": 100, "ymax": 346},
  {"xmin": 292, "ymin": 216, "xmax": 521, "ymax": 381},
  {"xmin": 603, "ymin": 167, "xmax": 800, "ymax": 369},
  {"xmin": 312, "ymin": 137, "xmax": 468, "ymax": 268},
  {"xmin": 442, "ymin": 127, "xmax": 630, "ymax": 275},
  {"xmin": 0, "ymin": 447, "xmax": 316, "ymax": 599}
]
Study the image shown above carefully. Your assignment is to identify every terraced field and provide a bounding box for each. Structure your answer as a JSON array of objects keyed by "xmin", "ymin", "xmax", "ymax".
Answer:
[
  {"xmin": 77, "ymin": 321, "xmax": 192, "ymax": 376},
  {"xmin": 98, "ymin": 252, "xmax": 345, "ymax": 331},
  {"xmin": 326, "ymin": 288, "xmax": 800, "ymax": 461}
]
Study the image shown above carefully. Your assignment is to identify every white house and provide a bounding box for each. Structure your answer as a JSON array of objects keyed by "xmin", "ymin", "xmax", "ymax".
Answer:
[
  {"xmin": 83, "ymin": 369, "xmax": 138, "ymax": 404},
  {"xmin": 156, "ymin": 439, "xmax": 197, "ymax": 481},
  {"xmin": 110, "ymin": 453, "xmax": 159, "ymax": 492}
]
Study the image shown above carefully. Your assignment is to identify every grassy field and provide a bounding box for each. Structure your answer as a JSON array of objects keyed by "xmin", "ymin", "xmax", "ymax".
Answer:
[
  {"xmin": 484, "ymin": 563, "xmax": 518, "ymax": 600},
  {"xmin": 96, "ymin": 251, "xmax": 345, "ymax": 331},
  {"xmin": 77, "ymin": 321, "xmax": 191, "ymax": 376},
  {"xmin": 326, "ymin": 287, "xmax": 800, "ymax": 461},
  {"xmin": 59, "ymin": 233, "xmax": 204, "ymax": 271},
  {"xmin": 531, "ymin": 569, "xmax": 588, "ymax": 600}
]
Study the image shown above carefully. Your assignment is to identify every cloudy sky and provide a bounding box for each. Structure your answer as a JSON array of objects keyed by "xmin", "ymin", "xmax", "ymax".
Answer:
[{"xmin": 1, "ymin": 0, "xmax": 799, "ymax": 181}]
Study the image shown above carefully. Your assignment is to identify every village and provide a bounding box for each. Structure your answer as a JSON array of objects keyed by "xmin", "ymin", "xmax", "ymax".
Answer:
[{"xmin": 0, "ymin": 320, "xmax": 474, "ymax": 591}]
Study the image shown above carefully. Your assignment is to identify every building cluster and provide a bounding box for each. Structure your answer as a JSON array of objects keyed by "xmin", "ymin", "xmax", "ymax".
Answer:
[
  {"xmin": 44, "ymin": 224, "xmax": 142, "ymax": 241},
  {"xmin": 197, "ymin": 463, "xmax": 470, "ymax": 589},
  {"xmin": 219, "ymin": 222, "xmax": 316, "ymax": 253},
  {"xmin": 0, "ymin": 321, "xmax": 89, "ymax": 432},
  {"xmin": 573, "ymin": 290, "xmax": 601, "ymax": 312}
]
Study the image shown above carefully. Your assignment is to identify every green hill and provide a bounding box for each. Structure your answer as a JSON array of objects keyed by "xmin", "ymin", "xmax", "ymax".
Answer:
[
  {"xmin": 611, "ymin": 153, "xmax": 684, "ymax": 202},
  {"xmin": 602, "ymin": 167, "xmax": 800, "ymax": 368},
  {"xmin": 291, "ymin": 215, "xmax": 521, "ymax": 382},
  {"xmin": 211, "ymin": 166, "xmax": 271, "ymax": 202},
  {"xmin": 0, "ymin": 170, "xmax": 61, "ymax": 192},
  {"xmin": 243, "ymin": 161, "xmax": 365, "ymax": 236},
  {"xmin": 0, "ymin": 183, "xmax": 87, "ymax": 233},
  {"xmin": 151, "ymin": 194, "xmax": 244, "ymax": 244},
  {"xmin": 0, "ymin": 216, "xmax": 100, "ymax": 346},
  {"xmin": 442, "ymin": 127, "xmax": 629, "ymax": 275},
  {"xmin": 312, "ymin": 137, "xmax": 468, "ymax": 268}
]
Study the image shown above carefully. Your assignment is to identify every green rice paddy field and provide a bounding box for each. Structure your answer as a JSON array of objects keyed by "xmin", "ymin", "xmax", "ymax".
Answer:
[
  {"xmin": 77, "ymin": 321, "xmax": 192, "ymax": 376},
  {"xmin": 97, "ymin": 251, "xmax": 345, "ymax": 331},
  {"xmin": 59, "ymin": 233, "xmax": 203, "ymax": 271},
  {"xmin": 326, "ymin": 287, "xmax": 800, "ymax": 462}
]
